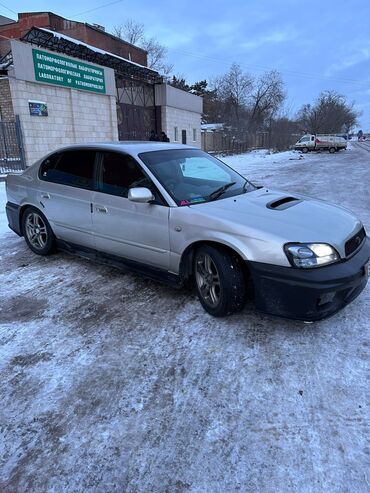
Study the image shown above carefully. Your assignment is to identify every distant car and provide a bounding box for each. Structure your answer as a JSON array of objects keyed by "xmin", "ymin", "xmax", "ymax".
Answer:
[
  {"xmin": 5, "ymin": 142, "xmax": 370, "ymax": 321},
  {"xmin": 294, "ymin": 134, "xmax": 347, "ymax": 153}
]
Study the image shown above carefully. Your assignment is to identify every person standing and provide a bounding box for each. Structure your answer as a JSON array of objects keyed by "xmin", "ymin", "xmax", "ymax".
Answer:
[
  {"xmin": 149, "ymin": 130, "xmax": 159, "ymax": 141},
  {"xmin": 160, "ymin": 131, "xmax": 170, "ymax": 142}
]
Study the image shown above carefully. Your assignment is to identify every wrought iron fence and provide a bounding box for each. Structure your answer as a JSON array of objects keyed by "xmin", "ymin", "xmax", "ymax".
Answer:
[{"xmin": 0, "ymin": 116, "xmax": 26, "ymax": 174}]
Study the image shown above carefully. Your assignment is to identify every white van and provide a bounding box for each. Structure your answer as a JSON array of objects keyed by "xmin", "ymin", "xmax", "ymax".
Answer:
[{"xmin": 294, "ymin": 134, "xmax": 347, "ymax": 153}]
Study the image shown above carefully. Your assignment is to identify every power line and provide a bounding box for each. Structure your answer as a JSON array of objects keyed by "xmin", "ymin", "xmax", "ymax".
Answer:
[
  {"xmin": 168, "ymin": 47, "xmax": 370, "ymax": 87},
  {"xmin": 1, "ymin": 0, "xmax": 366, "ymax": 88},
  {"xmin": 0, "ymin": 1, "xmax": 17, "ymax": 15},
  {"xmin": 71, "ymin": 0, "xmax": 124, "ymax": 19}
]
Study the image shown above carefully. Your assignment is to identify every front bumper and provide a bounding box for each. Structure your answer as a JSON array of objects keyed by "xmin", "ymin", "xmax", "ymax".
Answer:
[{"xmin": 248, "ymin": 238, "xmax": 370, "ymax": 321}]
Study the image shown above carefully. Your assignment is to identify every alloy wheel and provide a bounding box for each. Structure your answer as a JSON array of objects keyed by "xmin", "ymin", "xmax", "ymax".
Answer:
[
  {"xmin": 195, "ymin": 253, "xmax": 221, "ymax": 307},
  {"xmin": 25, "ymin": 212, "xmax": 48, "ymax": 250}
]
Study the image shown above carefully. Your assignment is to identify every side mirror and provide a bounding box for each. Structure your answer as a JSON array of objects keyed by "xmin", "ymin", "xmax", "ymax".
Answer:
[{"xmin": 128, "ymin": 187, "xmax": 154, "ymax": 203}]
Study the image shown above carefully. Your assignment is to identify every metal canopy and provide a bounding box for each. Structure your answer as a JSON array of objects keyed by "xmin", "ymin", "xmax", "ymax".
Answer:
[
  {"xmin": 0, "ymin": 50, "xmax": 13, "ymax": 69},
  {"xmin": 20, "ymin": 27, "xmax": 162, "ymax": 85}
]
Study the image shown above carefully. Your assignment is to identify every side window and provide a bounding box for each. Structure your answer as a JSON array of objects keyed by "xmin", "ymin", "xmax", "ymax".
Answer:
[
  {"xmin": 100, "ymin": 152, "xmax": 152, "ymax": 198},
  {"xmin": 40, "ymin": 150, "xmax": 95, "ymax": 190},
  {"xmin": 39, "ymin": 152, "xmax": 61, "ymax": 178}
]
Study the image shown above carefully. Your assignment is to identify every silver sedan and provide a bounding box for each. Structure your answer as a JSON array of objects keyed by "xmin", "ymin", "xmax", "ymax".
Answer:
[{"xmin": 5, "ymin": 142, "xmax": 370, "ymax": 321}]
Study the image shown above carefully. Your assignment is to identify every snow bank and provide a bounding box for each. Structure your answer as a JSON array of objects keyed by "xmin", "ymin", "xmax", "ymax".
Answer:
[
  {"xmin": 0, "ymin": 181, "xmax": 8, "ymax": 238},
  {"xmin": 220, "ymin": 149, "xmax": 303, "ymax": 176}
]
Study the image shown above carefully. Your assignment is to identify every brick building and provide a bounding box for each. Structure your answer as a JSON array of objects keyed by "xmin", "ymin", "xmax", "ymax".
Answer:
[
  {"xmin": 0, "ymin": 12, "xmax": 147, "ymax": 65},
  {"xmin": 0, "ymin": 12, "xmax": 202, "ymax": 171}
]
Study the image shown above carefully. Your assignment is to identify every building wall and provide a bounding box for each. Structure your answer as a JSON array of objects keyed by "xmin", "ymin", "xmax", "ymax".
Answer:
[
  {"xmin": 161, "ymin": 106, "xmax": 201, "ymax": 148},
  {"xmin": 8, "ymin": 77, "xmax": 118, "ymax": 165},
  {"xmin": 155, "ymin": 84, "xmax": 202, "ymax": 113},
  {"xmin": 155, "ymin": 84, "xmax": 202, "ymax": 147},
  {"xmin": 0, "ymin": 78, "xmax": 15, "ymax": 120}
]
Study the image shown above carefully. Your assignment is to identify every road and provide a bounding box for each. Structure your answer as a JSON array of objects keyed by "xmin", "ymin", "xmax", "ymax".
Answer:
[{"xmin": 0, "ymin": 145, "xmax": 369, "ymax": 492}]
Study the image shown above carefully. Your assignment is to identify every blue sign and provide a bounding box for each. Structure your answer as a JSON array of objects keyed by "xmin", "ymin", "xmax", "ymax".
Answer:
[{"xmin": 29, "ymin": 100, "xmax": 48, "ymax": 117}]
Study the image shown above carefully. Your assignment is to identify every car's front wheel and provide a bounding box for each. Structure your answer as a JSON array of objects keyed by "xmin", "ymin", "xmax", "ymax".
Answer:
[
  {"xmin": 194, "ymin": 245, "xmax": 246, "ymax": 317},
  {"xmin": 22, "ymin": 206, "xmax": 55, "ymax": 255}
]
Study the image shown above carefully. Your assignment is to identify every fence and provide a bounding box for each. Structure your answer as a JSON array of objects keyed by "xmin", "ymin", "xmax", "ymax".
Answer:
[
  {"xmin": 201, "ymin": 129, "xmax": 298, "ymax": 155},
  {"xmin": 0, "ymin": 116, "xmax": 26, "ymax": 174}
]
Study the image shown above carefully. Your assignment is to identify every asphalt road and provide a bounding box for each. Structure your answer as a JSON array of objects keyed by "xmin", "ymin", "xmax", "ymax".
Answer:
[{"xmin": 0, "ymin": 145, "xmax": 369, "ymax": 492}]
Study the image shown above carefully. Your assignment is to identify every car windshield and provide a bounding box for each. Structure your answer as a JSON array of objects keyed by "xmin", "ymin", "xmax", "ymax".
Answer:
[{"xmin": 138, "ymin": 149, "xmax": 255, "ymax": 206}]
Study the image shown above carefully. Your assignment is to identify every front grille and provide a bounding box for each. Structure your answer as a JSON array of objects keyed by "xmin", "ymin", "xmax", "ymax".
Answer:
[{"xmin": 345, "ymin": 227, "xmax": 366, "ymax": 257}]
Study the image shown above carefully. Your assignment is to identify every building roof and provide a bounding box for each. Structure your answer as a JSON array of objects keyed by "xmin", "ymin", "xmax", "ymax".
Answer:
[
  {"xmin": 0, "ymin": 15, "xmax": 15, "ymax": 26},
  {"xmin": 201, "ymin": 123, "xmax": 224, "ymax": 131},
  {"xmin": 20, "ymin": 27, "xmax": 162, "ymax": 84}
]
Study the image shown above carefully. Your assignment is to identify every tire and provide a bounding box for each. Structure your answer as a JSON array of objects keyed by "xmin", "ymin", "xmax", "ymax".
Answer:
[
  {"xmin": 329, "ymin": 147, "xmax": 336, "ymax": 153},
  {"xmin": 301, "ymin": 147, "xmax": 309, "ymax": 154},
  {"xmin": 194, "ymin": 245, "xmax": 246, "ymax": 317},
  {"xmin": 22, "ymin": 206, "xmax": 55, "ymax": 255}
]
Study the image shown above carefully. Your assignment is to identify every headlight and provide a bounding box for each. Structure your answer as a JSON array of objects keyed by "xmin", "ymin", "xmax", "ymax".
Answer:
[{"xmin": 284, "ymin": 243, "xmax": 340, "ymax": 268}]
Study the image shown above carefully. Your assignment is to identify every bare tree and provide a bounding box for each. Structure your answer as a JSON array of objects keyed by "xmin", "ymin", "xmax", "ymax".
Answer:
[
  {"xmin": 249, "ymin": 70, "xmax": 285, "ymax": 131},
  {"xmin": 112, "ymin": 20, "xmax": 173, "ymax": 75},
  {"xmin": 297, "ymin": 91, "xmax": 359, "ymax": 134},
  {"xmin": 113, "ymin": 20, "xmax": 144, "ymax": 45},
  {"xmin": 215, "ymin": 63, "xmax": 253, "ymax": 126},
  {"xmin": 141, "ymin": 37, "xmax": 173, "ymax": 75}
]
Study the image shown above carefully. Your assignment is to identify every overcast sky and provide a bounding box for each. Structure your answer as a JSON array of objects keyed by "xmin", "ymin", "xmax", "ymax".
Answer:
[{"xmin": 2, "ymin": 0, "xmax": 370, "ymax": 129}]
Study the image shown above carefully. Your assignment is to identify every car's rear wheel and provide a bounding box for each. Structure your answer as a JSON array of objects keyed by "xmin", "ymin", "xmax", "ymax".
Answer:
[
  {"xmin": 194, "ymin": 245, "xmax": 246, "ymax": 317},
  {"xmin": 22, "ymin": 207, "xmax": 55, "ymax": 255},
  {"xmin": 329, "ymin": 147, "xmax": 336, "ymax": 153}
]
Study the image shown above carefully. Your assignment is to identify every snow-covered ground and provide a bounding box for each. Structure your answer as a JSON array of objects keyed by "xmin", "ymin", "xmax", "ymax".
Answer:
[{"xmin": 0, "ymin": 144, "xmax": 369, "ymax": 492}]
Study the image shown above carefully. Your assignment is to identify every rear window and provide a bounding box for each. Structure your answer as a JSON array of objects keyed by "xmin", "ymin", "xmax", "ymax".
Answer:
[{"xmin": 40, "ymin": 150, "xmax": 96, "ymax": 190}]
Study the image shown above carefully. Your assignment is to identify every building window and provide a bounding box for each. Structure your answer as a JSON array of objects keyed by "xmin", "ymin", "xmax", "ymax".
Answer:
[
  {"xmin": 193, "ymin": 128, "xmax": 197, "ymax": 142},
  {"xmin": 174, "ymin": 127, "xmax": 178, "ymax": 141}
]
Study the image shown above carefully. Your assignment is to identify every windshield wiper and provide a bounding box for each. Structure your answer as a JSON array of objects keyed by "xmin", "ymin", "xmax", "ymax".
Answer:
[
  {"xmin": 208, "ymin": 182, "xmax": 236, "ymax": 201},
  {"xmin": 242, "ymin": 179, "xmax": 256, "ymax": 193}
]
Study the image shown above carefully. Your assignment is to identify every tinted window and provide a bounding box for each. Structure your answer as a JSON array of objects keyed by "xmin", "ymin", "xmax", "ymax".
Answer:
[
  {"xmin": 40, "ymin": 150, "xmax": 95, "ymax": 190},
  {"xmin": 100, "ymin": 152, "xmax": 152, "ymax": 198}
]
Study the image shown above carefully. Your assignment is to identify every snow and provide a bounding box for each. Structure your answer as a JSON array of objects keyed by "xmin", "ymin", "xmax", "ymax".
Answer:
[
  {"xmin": 39, "ymin": 27, "xmax": 155, "ymax": 71},
  {"xmin": 0, "ymin": 180, "xmax": 8, "ymax": 238},
  {"xmin": 0, "ymin": 144, "xmax": 369, "ymax": 492}
]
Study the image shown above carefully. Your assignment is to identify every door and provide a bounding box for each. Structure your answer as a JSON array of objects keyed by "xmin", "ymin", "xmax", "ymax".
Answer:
[
  {"xmin": 182, "ymin": 130, "xmax": 187, "ymax": 144},
  {"xmin": 37, "ymin": 149, "xmax": 96, "ymax": 248},
  {"xmin": 92, "ymin": 151, "xmax": 170, "ymax": 269}
]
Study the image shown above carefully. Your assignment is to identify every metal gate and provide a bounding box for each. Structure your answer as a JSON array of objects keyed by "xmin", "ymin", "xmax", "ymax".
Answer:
[
  {"xmin": 116, "ymin": 79, "xmax": 157, "ymax": 141},
  {"xmin": 0, "ymin": 116, "xmax": 26, "ymax": 174}
]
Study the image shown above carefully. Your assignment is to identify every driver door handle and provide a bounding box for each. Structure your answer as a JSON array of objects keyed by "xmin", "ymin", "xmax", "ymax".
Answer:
[
  {"xmin": 96, "ymin": 206, "xmax": 108, "ymax": 214},
  {"xmin": 41, "ymin": 193, "xmax": 50, "ymax": 199}
]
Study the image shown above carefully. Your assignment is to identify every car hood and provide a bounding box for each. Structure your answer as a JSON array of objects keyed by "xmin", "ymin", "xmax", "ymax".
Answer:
[{"xmin": 188, "ymin": 188, "xmax": 362, "ymax": 258}]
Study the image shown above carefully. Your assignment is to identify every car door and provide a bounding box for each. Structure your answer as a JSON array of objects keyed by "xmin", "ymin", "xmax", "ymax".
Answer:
[
  {"xmin": 92, "ymin": 151, "xmax": 170, "ymax": 270},
  {"xmin": 37, "ymin": 149, "xmax": 96, "ymax": 248}
]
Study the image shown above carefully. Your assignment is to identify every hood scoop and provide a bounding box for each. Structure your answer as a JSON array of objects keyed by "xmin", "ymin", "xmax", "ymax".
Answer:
[{"xmin": 267, "ymin": 196, "xmax": 302, "ymax": 210}]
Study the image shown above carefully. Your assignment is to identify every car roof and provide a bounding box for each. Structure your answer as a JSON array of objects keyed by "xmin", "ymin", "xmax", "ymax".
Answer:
[{"xmin": 50, "ymin": 141, "xmax": 198, "ymax": 155}]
